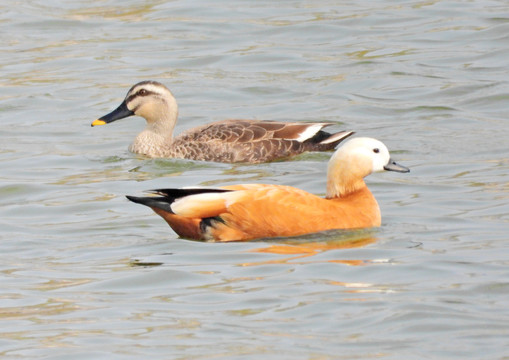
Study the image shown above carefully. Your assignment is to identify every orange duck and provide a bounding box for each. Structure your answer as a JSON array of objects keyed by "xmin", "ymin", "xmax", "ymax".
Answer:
[
  {"xmin": 126, "ymin": 137, "xmax": 409, "ymax": 241},
  {"xmin": 91, "ymin": 81, "xmax": 353, "ymax": 163}
]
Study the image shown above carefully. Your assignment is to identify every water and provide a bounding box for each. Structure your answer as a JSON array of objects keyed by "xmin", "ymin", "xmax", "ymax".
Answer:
[{"xmin": 1, "ymin": 0, "xmax": 509, "ymax": 359}]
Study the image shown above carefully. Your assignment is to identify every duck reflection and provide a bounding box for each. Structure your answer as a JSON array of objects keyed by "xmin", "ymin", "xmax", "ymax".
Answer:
[{"xmin": 240, "ymin": 229, "xmax": 377, "ymax": 266}]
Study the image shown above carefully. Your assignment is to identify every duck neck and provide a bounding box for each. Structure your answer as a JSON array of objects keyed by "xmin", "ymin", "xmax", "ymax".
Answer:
[
  {"xmin": 325, "ymin": 153, "xmax": 371, "ymax": 199},
  {"xmin": 130, "ymin": 99, "xmax": 179, "ymax": 156},
  {"xmin": 326, "ymin": 172, "xmax": 367, "ymax": 199},
  {"xmin": 145, "ymin": 100, "xmax": 178, "ymax": 141}
]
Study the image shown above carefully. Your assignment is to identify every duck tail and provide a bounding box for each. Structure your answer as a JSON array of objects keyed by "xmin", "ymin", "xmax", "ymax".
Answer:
[
  {"xmin": 314, "ymin": 130, "xmax": 355, "ymax": 150},
  {"xmin": 126, "ymin": 187, "xmax": 232, "ymax": 214},
  {"xmin": 126, "ymin": 195, "xmax": 175, "ymax": 213}
]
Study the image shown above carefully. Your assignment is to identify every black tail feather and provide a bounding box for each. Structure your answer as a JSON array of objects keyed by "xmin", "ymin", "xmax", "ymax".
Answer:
[
  {"xmin": 126, "ymin": 195, "xmax": 175, "ymax": 213},
  {"xmin": 310, "ymin": 130, "xmax": 354, "ymax": 150},
  {"xmin": 150, "ymin": 188, "xmax": 232, "ymax": 198},
  {"xmin": 127, "ymin": 187, "xmax": 233, "ymax": 213}
]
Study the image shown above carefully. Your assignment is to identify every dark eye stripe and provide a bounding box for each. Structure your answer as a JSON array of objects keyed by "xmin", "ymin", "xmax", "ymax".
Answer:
[
  {"xmin": 126, "ymin": 90, "xmax": 158, "ymax": 103},
  {"xmin": 137, "ymin": 89, "xmax": 156, "ymax": 97}
]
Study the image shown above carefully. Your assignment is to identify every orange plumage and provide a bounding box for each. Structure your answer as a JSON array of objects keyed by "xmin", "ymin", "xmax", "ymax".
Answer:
[{"xmin": 127, "ymin": 137, "xmax": 409, "ymax": 241}]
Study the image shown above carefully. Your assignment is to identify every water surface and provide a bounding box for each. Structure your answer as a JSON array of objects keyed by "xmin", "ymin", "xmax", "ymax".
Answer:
[{"xmin": 1, "ymin": 1, "xmax": 509, "ymax": 359}]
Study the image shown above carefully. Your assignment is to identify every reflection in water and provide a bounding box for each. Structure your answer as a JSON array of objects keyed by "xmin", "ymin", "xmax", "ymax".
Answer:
[
  {"xmin": 130, "ymin": 260, "xmax": 164, "ymax": 267},
  {"xmin": 66, "ymin": 3, "xmax": 160, "ymax": 21},
  {"xmin": 326, "ymin": 280, "xmax": 396, "ymax": 295},
  {"xmin": 0, "ymin": 298, "xmax": 82, "ymax": 321},
  {"xmin": 241, "ymin": 229, "xmax": 378, "ymax": 266},
  {"xmin": 51, "ymin": 157, "xmax": 218, "ymax": 185},
  {"xmin": 200, "ymin": 166, "xmax": 276, "ymax": 187}
]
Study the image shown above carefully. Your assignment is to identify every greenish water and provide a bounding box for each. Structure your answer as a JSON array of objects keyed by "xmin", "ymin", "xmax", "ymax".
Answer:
[{"xmin": 1, "ymin": 1, "xmax": 509, "ymax": 359}]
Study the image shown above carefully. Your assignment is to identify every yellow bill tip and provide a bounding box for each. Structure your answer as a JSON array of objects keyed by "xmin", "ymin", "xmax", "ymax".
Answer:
[{"xmin": 91, "ymin": 119, "xmax": 106, "ymax": 127}]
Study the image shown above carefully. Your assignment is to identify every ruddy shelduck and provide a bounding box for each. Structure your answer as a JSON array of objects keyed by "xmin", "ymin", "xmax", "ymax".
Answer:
[
  {"xmin": 126, "ymin": 137, "xmax": 409, "ymax": 241},
  {"xmin": 91, "ymin": 81, "xmax": 353, "ymax": 163}
]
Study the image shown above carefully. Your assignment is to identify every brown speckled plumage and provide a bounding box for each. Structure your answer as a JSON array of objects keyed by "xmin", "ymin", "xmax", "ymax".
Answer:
[{"xmin": 92, "ymin": 81, "xmax": 354, "ymax": 163}]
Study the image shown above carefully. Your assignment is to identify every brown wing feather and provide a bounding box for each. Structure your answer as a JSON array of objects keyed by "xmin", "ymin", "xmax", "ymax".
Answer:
[
  {"xmin": 170, "ymin": 120, "xmax": 350, "ymax": 163},
  {"xmin": 251, "ymin": 121, "xmax": 287, "ymax": 132},
  {"xmin": 273, "ymin": 124, "xmax": 323, "ymax": 140},
  {"xmin": 181, "ymin": 120, "xmax": 331, "ymax": 143}
]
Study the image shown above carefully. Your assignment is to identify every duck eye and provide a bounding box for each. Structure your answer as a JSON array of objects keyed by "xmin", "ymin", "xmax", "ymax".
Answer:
[
  {"xmin": 373, "ymin": 148, "xmax": 380, "ymax": 153},
  {"xmin": 138, "ymin": 89, "xmax": 148, "ymax": 96}
]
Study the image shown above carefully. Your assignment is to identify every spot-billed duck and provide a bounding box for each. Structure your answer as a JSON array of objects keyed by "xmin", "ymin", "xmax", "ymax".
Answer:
[{"xmin": 92, "ymin": 81, "xmax": 353, "ymax": 163}]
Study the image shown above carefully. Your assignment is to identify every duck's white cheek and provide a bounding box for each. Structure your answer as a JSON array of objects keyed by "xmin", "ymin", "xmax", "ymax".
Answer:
[
  {"xmin": 372, "ymin": 158, "xmax": 386, "ymax": 172},
  {"xmin": 127, "ymin": 102, "xmax": 137, "ymax": 112}
]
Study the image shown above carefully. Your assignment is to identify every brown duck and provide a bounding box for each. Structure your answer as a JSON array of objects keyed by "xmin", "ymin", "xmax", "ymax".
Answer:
[
  {"xmin": 91, "ymin": 81, "xmax": 354, "ymax": 163},
  {"xmin": 126, "ymin": 137, "xmax": 410, "ymax": 241}
]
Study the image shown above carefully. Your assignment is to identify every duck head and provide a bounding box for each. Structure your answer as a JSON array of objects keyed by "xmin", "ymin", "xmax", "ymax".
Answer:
[
  {"xmin": 91, "ymin": 81, "xmax": 178, "ymax": 127},
  {"xmin": 326, "ymin": 137, "xmax": 409, "ymax": 198}
]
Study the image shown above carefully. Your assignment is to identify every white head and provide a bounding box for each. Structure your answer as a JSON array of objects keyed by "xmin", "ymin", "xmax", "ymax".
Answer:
[{"xmin": 326, "ymin": 137, "xmax": 409, "ymax": 198}]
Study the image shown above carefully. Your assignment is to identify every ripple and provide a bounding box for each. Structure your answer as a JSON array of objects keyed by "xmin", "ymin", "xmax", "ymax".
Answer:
[{"xmin": 2, "ymin": 0, "xmax": 509, "ymax": 358}]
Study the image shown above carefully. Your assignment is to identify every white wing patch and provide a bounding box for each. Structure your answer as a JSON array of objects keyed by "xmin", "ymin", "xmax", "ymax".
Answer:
[
  {"xmin": 171, "ymin": 191, "xmax": 245, "ymax": 218},
  {"xmin": 320, "ymin": 131, "xmax": 355, "ymax": 145},
  {"xmin": 294, "ymin": 124, "xmax": 324, "ymax": 142}
]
